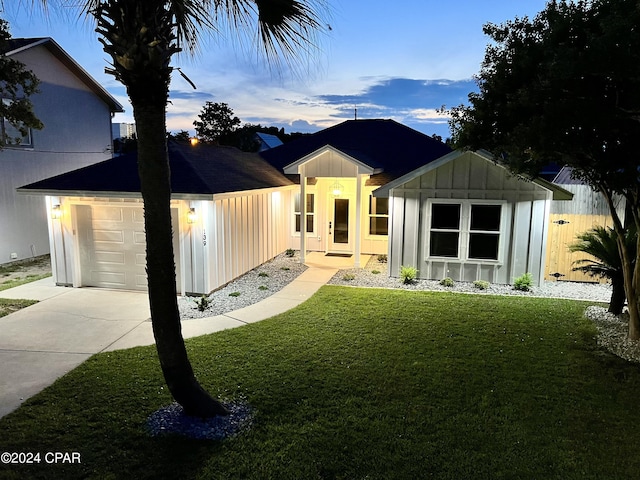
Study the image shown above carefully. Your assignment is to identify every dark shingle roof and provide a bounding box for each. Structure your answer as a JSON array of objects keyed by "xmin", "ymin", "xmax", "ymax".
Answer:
[
  {"xmin": 260, "ymin": 119, "xmax": 452, "ymax": 185},
  {"xmin": 18, "ymin": 142, "xmax": 293, "ymax": 197}
]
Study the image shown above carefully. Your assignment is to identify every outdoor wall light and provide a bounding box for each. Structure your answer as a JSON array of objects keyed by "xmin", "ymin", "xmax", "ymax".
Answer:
[
  {"xmin": 187, "ymin": 207, "xmax": 197, "ymax": 224},
  {"xmin": 330, "ymin": 180, "xmax": 344, "ymax": 196},
  {"xmin": 51, "ymin": 204, "xmax": 62, "ymax": 220},
  {"xmin": 190, "ymin": 137, "xmax": 199, "ymax": 146}
]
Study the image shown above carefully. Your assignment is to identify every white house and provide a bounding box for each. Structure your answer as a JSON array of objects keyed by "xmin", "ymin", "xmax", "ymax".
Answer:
[
  {"xmin": 19, "ymin": 120, "xmax": 571, "ymax": 293},
  {"xmin": 1, "ymin": 37, "xmax": 123, "ymax": 264}
]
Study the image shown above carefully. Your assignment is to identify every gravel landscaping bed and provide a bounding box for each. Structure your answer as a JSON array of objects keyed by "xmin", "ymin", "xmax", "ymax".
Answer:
[{"xmin": 178, "ymin": 252, "xmax": 307, "ymax": 320}]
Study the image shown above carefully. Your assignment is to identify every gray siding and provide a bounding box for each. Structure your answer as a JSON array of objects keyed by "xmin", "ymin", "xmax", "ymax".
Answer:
[
  {"xmin": 1, "ymin": 45, "xmax": 114, "ymax": 264},
  {"xmin": 387, "ymin": 151, "xmax": 551, "ymax": 286}
]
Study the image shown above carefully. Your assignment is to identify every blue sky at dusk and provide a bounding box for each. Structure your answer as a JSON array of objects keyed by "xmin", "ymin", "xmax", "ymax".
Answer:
[{"xmin": 4, "ymin": 1, "xmax": 550, "ymax": 139}]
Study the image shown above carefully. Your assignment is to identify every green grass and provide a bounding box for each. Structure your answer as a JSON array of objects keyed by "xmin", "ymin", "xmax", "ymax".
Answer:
[
  {"xmin": 0, "ymin": 298, "xmax": 37, "ymax": 318},
  {"xmin": 0, "ymin": 273, "xmax": 51, "ymax": 292},
  {"xmin": 1, "ymin": 286, "xmax": 639, "ymax": 479}
]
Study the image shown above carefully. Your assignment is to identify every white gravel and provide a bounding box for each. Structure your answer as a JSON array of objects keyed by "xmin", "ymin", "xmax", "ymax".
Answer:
[{"xmin": 178, "ymin": 252, "xmax": 307, "ymax": 320}]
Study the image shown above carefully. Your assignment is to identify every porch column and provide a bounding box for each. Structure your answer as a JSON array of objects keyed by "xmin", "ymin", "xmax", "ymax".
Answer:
[
  {"xmin": 354, "ymin": 173, "xmax": 362, "ymax": 267},
  {"xmin": 300, "ymin": 165, "xmax": 306, "ymax": 264}
]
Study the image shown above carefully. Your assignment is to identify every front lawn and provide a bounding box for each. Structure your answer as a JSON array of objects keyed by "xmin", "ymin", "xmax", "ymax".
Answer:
[{"xmin": 1, "ymin": 286, "xmax": 638, "ymax": 479}]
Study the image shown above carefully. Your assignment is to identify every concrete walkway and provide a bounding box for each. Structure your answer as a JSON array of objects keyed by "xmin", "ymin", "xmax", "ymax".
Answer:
[{"xmin": 0, "ymin": 254, "xmax": 365, "ymax": 418}]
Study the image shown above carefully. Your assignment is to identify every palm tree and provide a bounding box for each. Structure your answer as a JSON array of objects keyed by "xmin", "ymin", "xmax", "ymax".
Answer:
[
  {"xmin": 43, "ymin": 0, "xmax": 326, "ymax": 418},
  {"xmin": 569, "ymin": 225, "xmax": 637, "ymax": 315}
]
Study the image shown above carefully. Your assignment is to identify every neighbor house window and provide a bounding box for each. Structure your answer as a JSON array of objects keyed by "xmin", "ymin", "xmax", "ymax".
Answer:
[
  {"xmin": 1, "ymin": 99, "xmax": 33, "ymax": 147},
  {"xmin": 369, "ymin": 196, "xmax": 389, "ymax": 236},
  {"xmin": 428, "ymin": 201, "xmax": 504, "ymax": 261},
  {"xmin": 294, "ymin": 192, "xmax": 315, "ymax": 233}
]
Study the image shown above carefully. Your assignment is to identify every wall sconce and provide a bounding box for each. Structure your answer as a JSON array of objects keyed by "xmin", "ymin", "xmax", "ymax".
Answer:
[
  {"xmin": 187, "ymin": 207, "xmax": 197, "ymax": 224},
  {"xmin": 330, "ymin": 180, "xmax": 344, "ymax": 197},
  {"xmin": 51, "ymin": 204, "xmax": 62, "ymax": 220}
]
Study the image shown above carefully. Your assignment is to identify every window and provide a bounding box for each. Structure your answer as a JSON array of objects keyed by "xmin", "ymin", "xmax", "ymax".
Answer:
[
  {"xmin": 428, "ymin": 201, "xmax": 503, "ymax": 261},
  {"xmin": 369, "ymin": 196, "xmax": 389, "ymax": 236},
  {"xmin": 294, "ymin": 193, "xmax": 314, "ymax": 233},
  {"xmin": 2, "ymin": 99, "xmax": 33, "ymax": 147}
]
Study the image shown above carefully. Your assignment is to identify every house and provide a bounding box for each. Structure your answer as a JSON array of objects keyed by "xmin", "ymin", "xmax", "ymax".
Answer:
[
  {"xmin": 255, "ymin": 132, "xmax": 283, "ymax": 152},
  {"xmin": 19, "ymin": 119, "xmax": 571, "ymax": 293},
  {"xmin": 545, "ymin": 166, "xmax": 625, "ymax": 282},
  {"xmin": 19, "ymin": 142, "xmax": 294, "ymax": 294},
  {"xmin": 1, "ymin": 37, "xmax": 123, "ymax": 264}
]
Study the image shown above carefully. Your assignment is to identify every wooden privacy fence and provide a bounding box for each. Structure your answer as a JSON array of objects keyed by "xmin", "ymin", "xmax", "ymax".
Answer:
[{"xmin": 545, "ymin": 213, "xmax": 614, "ymax": 283}]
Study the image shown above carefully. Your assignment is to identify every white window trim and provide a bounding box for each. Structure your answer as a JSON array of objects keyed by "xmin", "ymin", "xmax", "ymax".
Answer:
[
  {"xmin": 367, "ymin": 195, "xmax": 389, "ymax": 238},
  {"xmin": 425, "ymin": 199, "xmax": 508, "ymax": 264},
  {"xmin": 293, "ymin": 191, "xmax": 316, "ymax": 236}
]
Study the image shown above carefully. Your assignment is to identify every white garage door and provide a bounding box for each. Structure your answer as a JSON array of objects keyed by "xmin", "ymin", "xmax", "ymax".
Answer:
[{"xmin": 77, "ymin": 205, "xmax": 180, "ymax": 291}]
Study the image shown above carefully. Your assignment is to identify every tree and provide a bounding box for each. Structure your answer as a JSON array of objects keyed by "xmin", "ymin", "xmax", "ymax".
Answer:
[
  {"xmin": 42, "ymin": 0, "xmax": 327, "ymax": 418},
  {"xmin": 193, "ymin": 101, "xmax": 240, "ymax": 144},
  {"xmin": 167, "ymin": 129, "xmax": 191, "ymax": 143},
  {"xmin": 569, "ymin": 226, "xmax": 637, "ymax": 315},
  {"xmin": 449, "ymin": 0, "xmax": 640, "ymax": 339},
  {"xmin": 0, "ymin": 18, "xmax": 43, "ymax": 146}
]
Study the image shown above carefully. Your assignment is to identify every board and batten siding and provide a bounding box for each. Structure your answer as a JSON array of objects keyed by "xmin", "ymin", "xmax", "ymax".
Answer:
[
  {"xmin": 183, "ymin": 188, "xmax": 292, "ymax": 295},
  {"xmin": 387, "ymin": 151, "xmax": 552, "ymax": 286}
]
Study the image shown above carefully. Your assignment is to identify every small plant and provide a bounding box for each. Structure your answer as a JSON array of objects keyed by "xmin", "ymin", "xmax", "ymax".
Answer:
[
  {"xmin": 258, "ymin": 272, "xmax": 269, "ymax": 277},
  {"xmin": 399, "ymin": 265, "xmax": 418, "ymax": 284},
  {"xmin": 258, "ymin": 285, "xmax": 269, "ymax": 291},
  {"xmin": 513, "ymin": 272, "xmax": 533, "ymax": 292},
  {"xmin": 280, "ymin": 266, "xmax": 290, "ymax": 271},
  {"xmin": 371, "ymin": 270, "xmax": 381, "ymax": 275},
  {"xmin": 285, "ymin": 248, "xmax": 295, "ymax": 257},
  {"xmin": 229, "ymin": 291, "xmax": 241, "ymax": 297},
  {"xmin": 440, "ymin": 277, "xmax": 454, "ymax": 287},
  {"xmin": 473, "ymin": 280, "xmax": 490, "ymax": 290},
  {"xmin": 342, "ymin": 273, "xmax": 356, "ymax": 281},
  {"xmin": 194, "ymin": 295, "xmax": 211, "ymax": 312},
  {"xmin": 377, "ymin": 254, "xmax": 388, "ymax": 263}
]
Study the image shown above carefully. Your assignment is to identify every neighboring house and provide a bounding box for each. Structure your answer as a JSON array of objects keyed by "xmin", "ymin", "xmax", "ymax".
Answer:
[
  {"xmin": 19, "ymin": 119, "xmax": 571, "ymax": 293},
  {"xmin": 255, "ymin": 132, "xmax": 283, "ymax": 152},
  {"xmin": 1, "ymin": 37, "xmax": 123, "ymax": 264},
  {"xmin": 545, "ymin": 166, "xmax": 625, "ymax": 283}
]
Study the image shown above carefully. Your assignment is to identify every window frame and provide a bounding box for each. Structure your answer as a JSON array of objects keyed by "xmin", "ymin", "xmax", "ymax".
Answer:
[
  {"xmin": 1, "ymin": 98, "xmax": 34, "ymax": 148},
  {"xmin": 293, "ymin": 192, "xmax": 315, "ymax": 235},
  {"xmin": 425, "ymin": 199, "xmax": 507, "ymax": 263},
  {"xmin": 367, "ymin": 195, "xmax": 389, "ymax": 237}
]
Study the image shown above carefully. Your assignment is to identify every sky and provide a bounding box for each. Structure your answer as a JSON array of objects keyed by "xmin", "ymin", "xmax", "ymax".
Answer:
[{"xmin": 4, "ymin": 1, "xmax": 551, "ymax": 140}]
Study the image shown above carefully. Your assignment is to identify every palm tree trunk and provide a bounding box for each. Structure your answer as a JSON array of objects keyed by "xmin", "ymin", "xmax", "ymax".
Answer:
[
  {"xmin": 609, "ymin": 275, "xmax": 626, "ymax": 315},
  {"xmin": 134, "ymin": 102, "xmax": 228, "ymax": 418}
]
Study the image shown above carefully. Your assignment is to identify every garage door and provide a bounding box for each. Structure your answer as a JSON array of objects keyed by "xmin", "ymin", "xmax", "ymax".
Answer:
[{"xmin": 77, "ymin": 205, "xmax": 180, "ymax": 291}]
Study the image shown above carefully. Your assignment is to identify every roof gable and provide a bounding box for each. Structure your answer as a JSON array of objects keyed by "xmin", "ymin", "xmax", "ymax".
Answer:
[
  {"xmin": 260, "ymin": 119, "xmax": 452, "ymax": 181},
  {"xmin": 5, "ymin": 38, "xmax": 123, "ymax": 113},
  {"xmin": 18, "ymin": 143, "xmax": 293, "ymax": 199},
  {"xmin": 373, "ymin": 150, "xmax": 573, "ymax": 200}
]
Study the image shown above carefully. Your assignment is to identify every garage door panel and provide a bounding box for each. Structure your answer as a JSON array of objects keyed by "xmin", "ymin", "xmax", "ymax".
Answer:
[
  {"xmin": 79, "ymin": 205, "xmax": 179, "ymax": 292},
  {"xmin": 93, "ymin": 229, "xmax": 125, "ymax": 243},
  {"xmin": 94, "ymin": 251, "xmax": 126, "ymax": 265}
]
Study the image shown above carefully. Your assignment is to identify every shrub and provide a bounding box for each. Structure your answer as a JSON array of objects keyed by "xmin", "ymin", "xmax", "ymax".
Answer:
[
  {"xmin": 258, "ymin": 285, "xmax": 268, "ymax": 291},
  {"xmin": 285, "ymin": 248, "xmax": 295, "ymax": 257},
  {"xmin": 229, "ymin": 291, "xmax": 241, "ymax": 297},
  {"xmin": 440, "ymin": 277, "xmax": 454, "ymax": 287},
  {"xmin": 342, "ymin": 273, "xmax": 356, "ymax": 281},
  {"xmin": 371, "ymin": 270, "xmax": 381, "ymax": 275},
  {"xmin": 473, "ymin": 280, "xmax": 490, "ymax": 290},
  {"xmin": 513, "ymin": 272, "xmax": 533, "ymax": 291},
  {"xmin": 258, "ymin": 272, "xmax": 269, "ymax": 277},
  {"xmin": 377, "ymin": 254, "xmax": 388, "ymax": 263},
  {"xmin": 194, "ymin": 295, "xmax": 211, "ymax": 312},
  {"xmin": 400, "ymin": 265, "xmax": 418, "ymax": 284}
]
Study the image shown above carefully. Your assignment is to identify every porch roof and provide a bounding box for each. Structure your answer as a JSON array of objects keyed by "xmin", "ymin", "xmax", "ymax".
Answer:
[{"xmin": 260, "ymin": 119, "xmax": 452, "ymax": 185}]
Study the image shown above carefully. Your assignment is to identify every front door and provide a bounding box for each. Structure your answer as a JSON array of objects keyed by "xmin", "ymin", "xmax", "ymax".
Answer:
[{"xmin": 328, "ymin": 197, "xmax": 352, "ymax": 253}]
